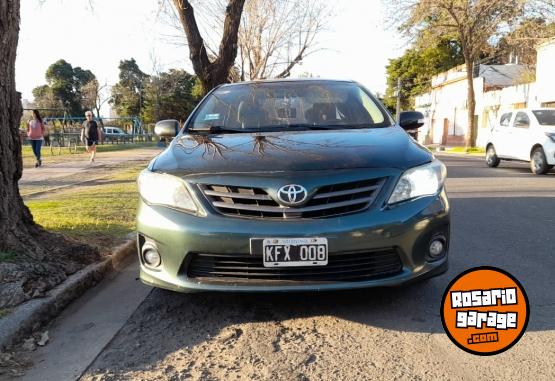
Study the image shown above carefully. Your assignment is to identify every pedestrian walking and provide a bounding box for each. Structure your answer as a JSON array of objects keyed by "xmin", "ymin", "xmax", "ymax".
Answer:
[
  {"xmin": 81, "ymin": 111, "xmax": 103, "ymax": 163},
  {"xmin": 27, "ymin": 109, "xmax": 45, "ymax": 167}
]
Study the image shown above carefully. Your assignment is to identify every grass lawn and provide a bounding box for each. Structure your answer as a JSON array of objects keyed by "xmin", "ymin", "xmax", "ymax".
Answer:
[
  {"xmin": 24, "ymin": 165, "xmax": 145, "ymax": 250},
  {"xmin": 22, "ymin": 142, "xmax": 157, "ymax": 167},
  {"xmin": 446, "ymin": 146, "xmax": 485, "ymax": 154}
]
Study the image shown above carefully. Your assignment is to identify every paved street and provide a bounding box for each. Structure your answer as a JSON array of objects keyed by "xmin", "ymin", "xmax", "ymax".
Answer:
[{"xmin": 24, "ymin": 154, "xmax": 555, "ymax": 381}]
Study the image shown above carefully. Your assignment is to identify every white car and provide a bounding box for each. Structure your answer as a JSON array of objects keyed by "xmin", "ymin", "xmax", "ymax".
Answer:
[
  {"xmin": 485, "ymin": 108, "xmax": 555, "ymax": 174},
  {"xmin": 103, "ymin": 126, "xmax": 130, "ymax": 142}
]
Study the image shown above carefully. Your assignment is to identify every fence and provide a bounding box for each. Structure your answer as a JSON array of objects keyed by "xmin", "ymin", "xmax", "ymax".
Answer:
[{"xmin": 20, "ymin": 131, "xmax": 155, "ymax": 155}]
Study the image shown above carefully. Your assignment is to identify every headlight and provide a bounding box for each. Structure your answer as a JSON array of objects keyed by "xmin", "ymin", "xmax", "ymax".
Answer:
[
  {"xmin": 545, "ymin": 132, "xmax": 555, "ymax": 143},
  {"xmin": 388, "ymin": 160, "xmax": 447, "ymax": 204},
  {"xmin": 138, "ymin": 170, "xmax": 198, "ymax": 213}
]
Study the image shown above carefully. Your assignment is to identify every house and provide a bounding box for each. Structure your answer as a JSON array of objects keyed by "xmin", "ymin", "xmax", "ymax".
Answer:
[
  {"xmin": 414, "ymin": 38, "xmax": 555, "ymax": 147},
  {"xmin": 536, "ymin": 39, "xmax": 555, "ymax": 108}
]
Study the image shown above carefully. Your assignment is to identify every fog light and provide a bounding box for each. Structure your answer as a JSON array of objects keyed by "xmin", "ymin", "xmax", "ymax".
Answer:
[
  {"xmin": 143, "ymin": 247, "xmax": 161, "ymax": 267},
  {"xmin": 429, "ymin": 239, "xmax": 445, "ymax": 258}
]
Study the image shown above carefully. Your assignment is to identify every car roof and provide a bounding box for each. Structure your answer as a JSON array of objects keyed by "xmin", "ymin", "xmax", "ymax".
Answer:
[
  {"xmin": 500, "ymin": 108, "xmax": 555, "ymax": 113},
  {"xmin": 218, "ymin": 78, "xmax": 357, "ymax": 87}
]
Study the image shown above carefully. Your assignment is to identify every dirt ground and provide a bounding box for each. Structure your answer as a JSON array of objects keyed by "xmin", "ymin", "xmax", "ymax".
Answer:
[
  {"xmin": 0, "ymin": 147, "xmax": 161, "ymax": 310},
  {"xmin": 80, "ymin": 286, "xmax": 554, "ymax": 381}
]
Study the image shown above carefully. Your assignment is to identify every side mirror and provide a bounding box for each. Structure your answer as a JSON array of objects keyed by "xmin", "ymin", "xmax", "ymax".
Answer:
[
  {"xmin": 154, "ymin": 119, "xmax": 180, "ymax": 138},
  {"xmin": 399, "ymin": 111, "xmax": 425, "ymax": 130}
]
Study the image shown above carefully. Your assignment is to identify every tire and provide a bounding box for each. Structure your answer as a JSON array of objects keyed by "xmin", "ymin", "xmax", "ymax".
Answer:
[
  {"xmin": 486, "ymin": 145, "xmax": 500, "ymax": 168},
  {"xmin": 530, "ymin": 147, "xmax": 551, "ymax": 175}
]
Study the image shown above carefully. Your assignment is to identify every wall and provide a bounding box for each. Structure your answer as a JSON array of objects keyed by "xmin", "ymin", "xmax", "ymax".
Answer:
[
  {"xmin": 536, "ymin": 39, "xmax": 555, "ymax": 105},
  {"xmin": 415, "ymin": 39, "xmax": 555, "ymax": 147},
  {"xmin": 415, "ymin": 76, "xmax": 484, "ymax": 146}
]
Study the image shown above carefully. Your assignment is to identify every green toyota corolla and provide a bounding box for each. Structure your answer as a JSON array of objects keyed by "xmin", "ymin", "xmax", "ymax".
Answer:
[{"xmin": 136, "ymin": 79, "xmax": 449, "ymax": 292}]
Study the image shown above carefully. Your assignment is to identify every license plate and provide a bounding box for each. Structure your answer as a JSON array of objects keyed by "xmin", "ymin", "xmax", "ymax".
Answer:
[{"xmin": 251, "ymin": 237, "xmax": 328, "ymax": 267}]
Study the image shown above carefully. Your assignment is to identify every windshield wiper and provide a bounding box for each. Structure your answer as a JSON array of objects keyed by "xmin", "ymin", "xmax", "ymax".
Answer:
[
  {"xmin": 280, "ymin": 123, "xmax": 377, "ymax": 130},
  {"xmin": 189, "ymin": 126, "xmax": 248, "ymax": 134},
  {"xmin": 262, "ymin": 123, "xmax": 341, "ymax": 130}
]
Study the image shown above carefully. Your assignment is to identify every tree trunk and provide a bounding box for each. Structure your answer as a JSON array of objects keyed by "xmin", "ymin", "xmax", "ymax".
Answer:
[
  {"xmin": 0, "ymin": 1, "xmax": 102, "ymax": 311},
  {"xmin": 464, "ymin": 58, "xmax": 477, "ymax": 148},
  {"xmin": 0, "ymin": 1, "xmax": 97, "ymax": 259},
  {"xmin": 0, "ymin": 0, "xmax": 38, "ymax": 255},
  {"xmin": 172, "ymin": 0, "xmax": 246, "ymax": 95}
]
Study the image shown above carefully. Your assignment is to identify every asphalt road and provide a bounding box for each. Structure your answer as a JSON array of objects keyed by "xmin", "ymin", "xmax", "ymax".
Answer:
[{"xmin": 73, "ymin": 155, "xmax": 554, "ymax": 380}]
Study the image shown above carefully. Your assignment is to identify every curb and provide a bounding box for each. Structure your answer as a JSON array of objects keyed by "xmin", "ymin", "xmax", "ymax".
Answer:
[
  {"xmin": 0, "ymin": 239, "xmax": 136, "ymax": 351},
  {"xmin": 436, "ymin": 152, "xmax": 485, "ymax": 157}
]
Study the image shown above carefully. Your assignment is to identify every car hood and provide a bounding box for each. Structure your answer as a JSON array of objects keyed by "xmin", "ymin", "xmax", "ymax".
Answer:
[{"xmin": 152, "ymin": 127, "xmax": 433, "ymax": 175}]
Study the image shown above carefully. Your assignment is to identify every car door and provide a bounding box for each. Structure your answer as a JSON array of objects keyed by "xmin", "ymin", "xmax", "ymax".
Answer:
[
  {"xmin": 511, "ymin": 111, "xmax": 533, "ymax": 160},
  {"xmin": 492, "ymin": 112, "xmax": 513, "ymax": 157}
]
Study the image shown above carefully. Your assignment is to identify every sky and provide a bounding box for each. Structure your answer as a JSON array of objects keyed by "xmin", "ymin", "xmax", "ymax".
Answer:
[{"xmin": 16, "ymin": 0, "xmax": 406, "ymax": 114}]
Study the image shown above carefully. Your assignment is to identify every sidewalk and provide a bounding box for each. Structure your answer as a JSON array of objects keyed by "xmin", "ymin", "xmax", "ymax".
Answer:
[
  {"xmin": 20, "ymin": 147, "xmax": 162, "ymax": 197},
  {"xmin": 21, "ymin": 147, "xmax": 162, "ymax": 186},
  {"xmin": 18, "ymin": 258, "xmax": 151, "ymax": 381}
]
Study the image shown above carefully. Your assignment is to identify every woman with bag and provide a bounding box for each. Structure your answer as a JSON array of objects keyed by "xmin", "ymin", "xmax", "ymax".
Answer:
[{"xmin": 27, "ymin": 109, "xmax": 45, "ymax": 167}]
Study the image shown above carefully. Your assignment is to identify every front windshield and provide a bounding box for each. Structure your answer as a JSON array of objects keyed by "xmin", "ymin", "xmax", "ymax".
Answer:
[
  {"xmin": 189, "ymin": 81, "xmax": 392, "ymax": 131},
  {"xmin": 532, "ymin": 110, "xmax": 555, "ymax": 126}
]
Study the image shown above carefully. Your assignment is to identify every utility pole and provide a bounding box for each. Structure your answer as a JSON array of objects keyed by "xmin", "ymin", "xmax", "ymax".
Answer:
[{"xmin": 395, "ymin": 78, "xmax": 402, "ymax": 123}]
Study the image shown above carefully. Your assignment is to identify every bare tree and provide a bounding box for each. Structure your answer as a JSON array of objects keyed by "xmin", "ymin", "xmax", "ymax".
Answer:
[
  {"xmin": 385, "ymin": 0, "xmax": 555, "ymax": 147},
  {"xmin": 497, "ymin": 17, "xmax": 555, "ymax": 66},
  {"xmin": 161, "ymin": 0, "xmax": 329, "ymax": 83},
  {"xmin": 82, "ymin": 79, "xmax": 110, "ymax": 119},
  {"xmin": 237, "ymin": 0, "xmax": 328, "ymax": 80},
  {"xmin": 170, "ymin": 0, "xmax": 246, "ymax": 94}
]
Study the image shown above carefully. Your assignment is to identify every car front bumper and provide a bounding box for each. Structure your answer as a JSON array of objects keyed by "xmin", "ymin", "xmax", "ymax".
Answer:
[{"xmin": 136, "ymin": 186, "xmax": 450, "ymax": 292}]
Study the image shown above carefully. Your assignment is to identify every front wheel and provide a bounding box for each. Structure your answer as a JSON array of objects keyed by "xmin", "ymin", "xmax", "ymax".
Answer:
[
  {"xmin": 486, "ymin": 145, "xmax": 500, "ymax": 168},
  {"xmin": 530, "ymin": 147, "xmax": 552, "ymax": 175}
]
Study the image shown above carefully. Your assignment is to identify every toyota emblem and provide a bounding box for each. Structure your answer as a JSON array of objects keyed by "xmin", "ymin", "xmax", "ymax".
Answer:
[{"xmin": 277, "ymin": 184, "xmax": 308, "ymax": 206}]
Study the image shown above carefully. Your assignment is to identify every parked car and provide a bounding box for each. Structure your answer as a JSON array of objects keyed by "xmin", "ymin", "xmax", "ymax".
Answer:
[
  {"xmin": 136, "ymin": 79, "xmax": 450, "ymax": 292},
  {"xmin": 103, "ymin": 126, "xmax": 130, "ymax": 142},
  {"xmin": 485, "ymin": 108, "xmax": 555, "ymax": 174}
]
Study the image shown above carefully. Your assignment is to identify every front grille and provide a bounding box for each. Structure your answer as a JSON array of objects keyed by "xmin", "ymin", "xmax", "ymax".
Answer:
[
  {"xmin": 186, "ymin": 249, "xmax": 403, "ymax": 283},
  {"xmin": 199, "ymin": 178, "xmax": 386, "ymax": 219}
]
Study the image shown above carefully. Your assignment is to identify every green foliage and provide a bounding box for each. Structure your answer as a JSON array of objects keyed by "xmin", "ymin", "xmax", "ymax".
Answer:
[
  {"xmin": 142, "ymin": 69, "xmax": 200, "ymax": 123},
  {"xmin": 31, "ymin": 84, "xmax": 59, "ymax": 113},
  {"xmin": 446, "ymin": 146, "xmax": 486, "ymax": 154},
  {"xmin": 81, "ymin": 78, "xmax": 101, "ymax": 113},
  {"xmin": 110, "ymin": 58, "xmax": 149, "ymax": 117},
  {"xmin": 383, "ymin": 38, "xmax": 464, "ymax": 111},
  {"xmin": 192, "ymin": 77, "xmax": 205, "ymax": 100},
  {"xmin": 32, "ymin": 59, "xmax": 97, "ymax": 116}
]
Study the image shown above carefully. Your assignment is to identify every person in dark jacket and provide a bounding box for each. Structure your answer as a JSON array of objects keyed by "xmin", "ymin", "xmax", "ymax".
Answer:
[{"xmin": 81, "ymin": 111, "xmax": 103, "ymax": 163}]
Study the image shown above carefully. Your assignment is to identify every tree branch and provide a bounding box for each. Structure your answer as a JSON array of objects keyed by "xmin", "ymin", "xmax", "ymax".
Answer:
[
  {"xmin": 172, "ymin": 0, "xmax": 211, "ymax": 76},
  {"xmin": 214, "ymin": 0, "xmax": 246, "ymax": 76}
]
